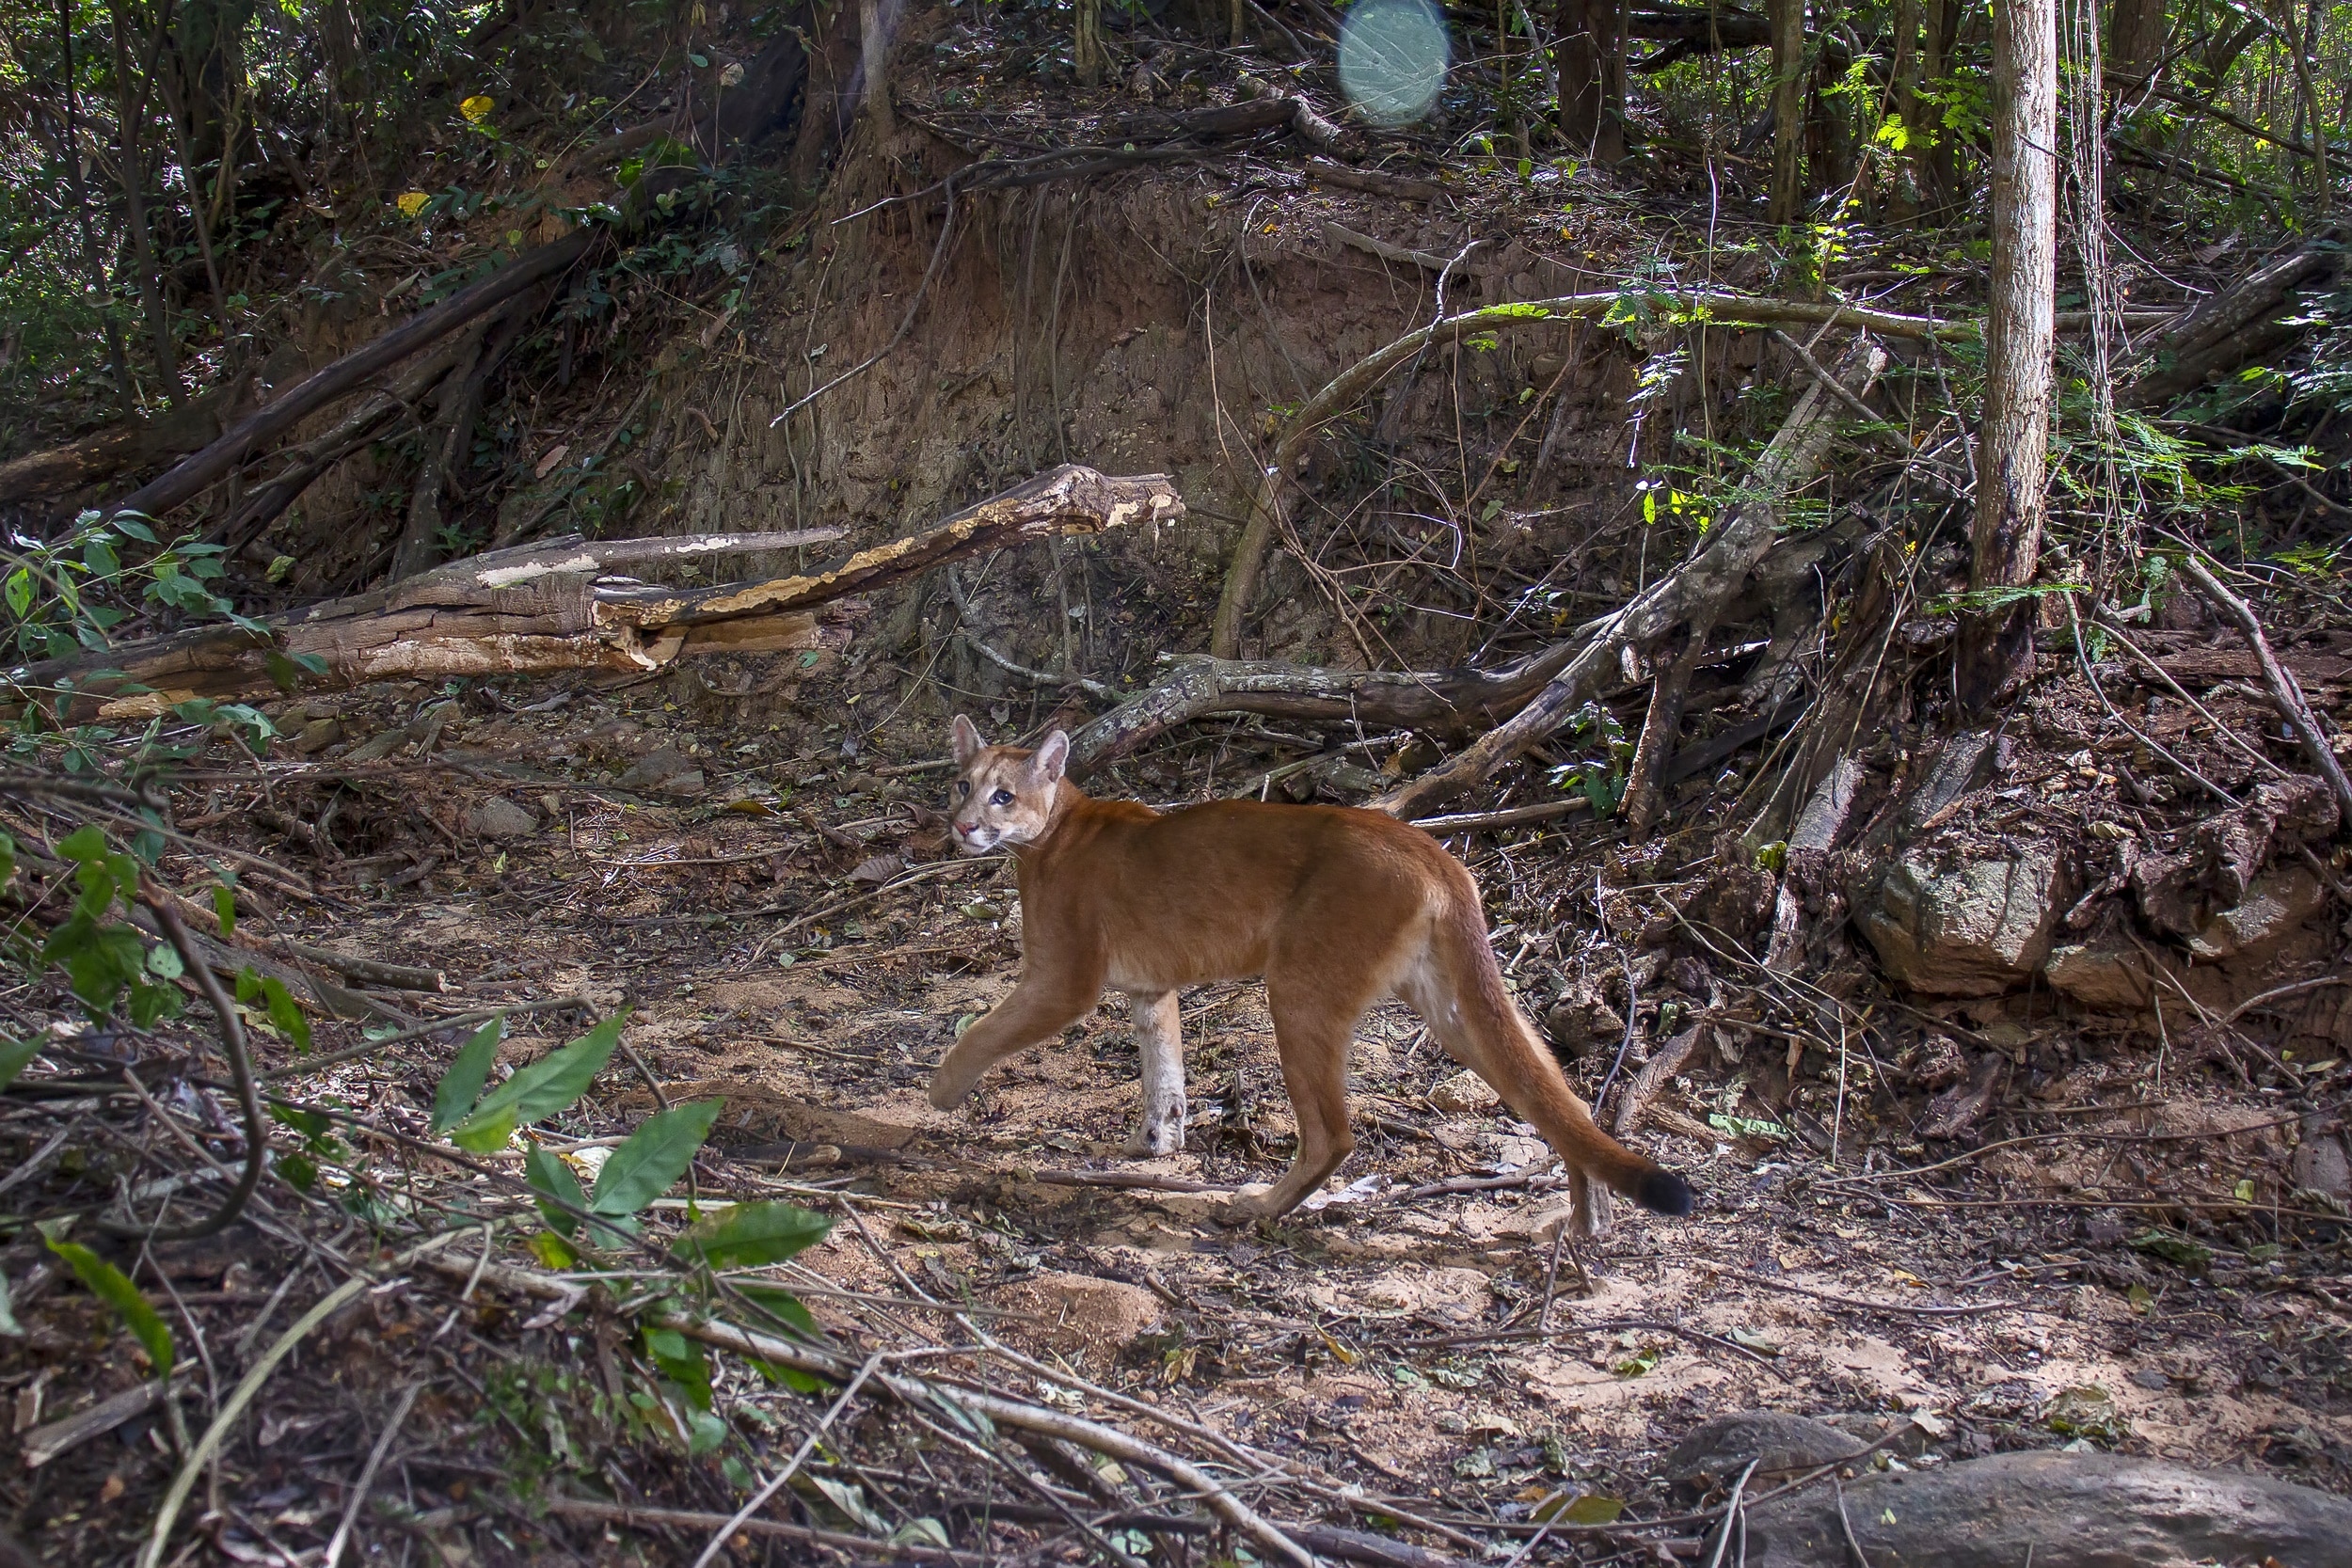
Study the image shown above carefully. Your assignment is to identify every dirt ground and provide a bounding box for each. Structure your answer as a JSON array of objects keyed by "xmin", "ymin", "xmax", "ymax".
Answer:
[{"xmin": 11, "ymin": 649, "xmax": 2331, "ymax": 1554}]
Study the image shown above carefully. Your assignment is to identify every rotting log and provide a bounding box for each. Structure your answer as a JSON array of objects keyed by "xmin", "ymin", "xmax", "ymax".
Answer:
[
  {"xmin": 0, "ymin": 378, "xmax": 251, "ymax": 507},
  {"xmin": 2127, "ymin": 235, "xmax": 2344, "ymax": 408},
  {"xmin": 1375, "ymin": 335, "xmax": 1888, "ymax": 819},
  {"xmin": 13, "ymin": 467, "xmax": 1182, "ymax": 721}
]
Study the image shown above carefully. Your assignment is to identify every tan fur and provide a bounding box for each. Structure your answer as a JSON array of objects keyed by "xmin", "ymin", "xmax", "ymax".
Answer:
[{"xmin": 929, "ymin": 717, "xmax": 1693, "ymax": 1230}]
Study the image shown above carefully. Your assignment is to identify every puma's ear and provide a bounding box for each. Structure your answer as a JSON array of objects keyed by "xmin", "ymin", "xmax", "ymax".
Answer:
[
  {"xmin": 950, "ymin": 714, "xmax": 983, "ymax": 766},
  {"xmin": 1029, "ymin": 729, "xmax": 1071, "ymax": 784}
]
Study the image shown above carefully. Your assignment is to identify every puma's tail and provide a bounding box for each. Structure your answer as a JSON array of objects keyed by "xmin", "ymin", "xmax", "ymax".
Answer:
[{"xmin": 1428, "ymin": 895, "xmax": 1694, "ymax": 1218}]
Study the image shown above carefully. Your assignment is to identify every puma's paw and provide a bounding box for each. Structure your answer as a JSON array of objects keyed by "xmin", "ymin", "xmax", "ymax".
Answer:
[
  {"xmin": 926, "ymin": 1073, "xmax": 970, "ymax": 1112},
  {"xmin": 1210, "ymin": 1186, "xmax": 1278, "ymax": 1227},
  {"xmin": 1119, "ymin": 1123, "xmax": 1185, "ymax": 1158}
]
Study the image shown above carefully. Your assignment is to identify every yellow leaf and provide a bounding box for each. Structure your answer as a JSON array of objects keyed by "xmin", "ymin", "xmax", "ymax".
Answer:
[
  {"xmin": 461, "ymin": 95, "xmax": 495, "ymax": 123},
  {"xmin": 395, "ymin": 191, "xmax": 431, "ymax": 218}
]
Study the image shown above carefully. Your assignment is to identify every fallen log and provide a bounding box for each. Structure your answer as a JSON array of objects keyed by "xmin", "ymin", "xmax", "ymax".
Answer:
[
  {"xmin": 1375, "ymin": 335, "xmax": 1887, "ymax": 819},
  {"xmin": 2127, "ymin": 234, "xmax": 2343, "ymax": 408},
  {"xmin": 11, "ymin": 467, "xmax": 1183, "ymax": 721},
  {"xmin": 0, "ymin": 379, "xmax": 251, "ymax": 507},
  {"xmin": 1065, "ymin": 646, "xmax": 1587, "ymax": 774},
  {"xmin": 109, "ymin": 229, "xmax": 601, "ymax": 526}
]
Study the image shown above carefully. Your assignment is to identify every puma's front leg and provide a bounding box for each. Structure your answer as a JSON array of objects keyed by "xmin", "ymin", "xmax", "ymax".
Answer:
[
  {"xmin": 929, "ymin": 982, "xmax": 1095, "ymax": 1110},
  {"xmin": 1118, "ymin": 990, "xmax": 1186, "ymax": 1157}
]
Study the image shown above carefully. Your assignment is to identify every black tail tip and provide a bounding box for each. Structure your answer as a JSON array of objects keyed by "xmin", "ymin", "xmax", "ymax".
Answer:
[{"xmin": 1638, "ymin": 1168, "xmax": 1695, "ymax": 1217}]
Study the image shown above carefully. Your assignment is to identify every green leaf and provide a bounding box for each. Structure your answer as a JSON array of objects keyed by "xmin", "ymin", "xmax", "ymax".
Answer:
[
  {"xmin": 675, "ymin": 1199, "xmax": 833, "ymax": 1270},
  {"xmin": 1534, "ymin": 1493, "xmax": 1623, "ymax": 1526},
  {"xmin": 526, "ymin": 1142, "xmax": 588, "ymax": 1238},
  {"xmin": 451, "ymin": 1012, "xmax": 628, "ymax": 1149},
  {"xmin": 734, "ymin": 1282, "xmax": 822, "ymax": 1341},
  {"xmin": 528, "ymin": 1230, "xmax": 581, "ymax": 1269},
  {"xmin": 214, "ymin": 884, "xmax": 236, "ymax": 939},
  {"xmin": 145, "ymin": 942, "xmax": 184, "ymax": 980},
  {"xmin": 5, "ymin": 568, "xmax": 33, "ymax": 620},
  {"xmin": 449, "ymin": 1104, "xmax": 519, "ymax": 1156},
  {"xmin": 432, "ymin": 1019, "xmax": 503, "ymax": 1133},
  {"xmin": 0, "ymin": 1270, "xmax": 21, "ymax": 1337},
  {"xmin": 644, "ymin": 1324, "xmax": 713, "ymax": 1410},
  {"xmin": 0, "ymin": 831, "xmax": 15, "ymax": 890},
  {"xmin": 56, "ymin": 824, "xmax": 108, "ymax": 863},
  {"xmin": 2125, "ymin": 1228, "xmax": 2212, "ymax": 1270},
  {"xmin": 592, "ymin": 1100, "xmax": 723, "ymax": 1216},
  {"xmin": 44, "ymin": 1237, "xmax": 173, "ymax": 1378},
  {"xmin": 0, "ymin": 1038, "xmax": 40, "ymax": 1089},
  {"xmin": 255, "ymin": 975, "xmax": 310, "ymax": 1052},
  {"xmin": 269, "ymin": 1102, "xmax": 331, "ymax": 1138}
]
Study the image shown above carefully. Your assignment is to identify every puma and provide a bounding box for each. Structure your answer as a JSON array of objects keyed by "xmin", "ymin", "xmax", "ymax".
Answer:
[{"xmin": 926, "ymin": 717, "xmax": 1693, "ymax": 1231}]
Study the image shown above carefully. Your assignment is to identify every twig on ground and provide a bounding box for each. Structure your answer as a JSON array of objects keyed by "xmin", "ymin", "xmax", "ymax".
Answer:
[
  {"xmin": 322, "ymin": 1382, "xmax": 424, "ymax": 1568},
  {"xmin": 141, "ymin": 1232, "xmax": 466, "ymax": 1568},
  {"xmin": 2178, "ymin": 552, "xmax": 2352, "ymax": 827}
]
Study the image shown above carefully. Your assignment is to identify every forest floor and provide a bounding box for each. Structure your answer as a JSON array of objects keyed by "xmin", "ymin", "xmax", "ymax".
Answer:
[{"xmin": 8, "ymin": 643, "xmax": 2346, "ymax": 1565}]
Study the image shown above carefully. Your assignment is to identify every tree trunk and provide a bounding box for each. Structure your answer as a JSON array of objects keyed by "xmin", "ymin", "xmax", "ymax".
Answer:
[
  {"xmin": 2106, "ymin": 0, "xmax": 2165, "ymax": 83},
  {"xmin": 1768, "ymin": 0, "xmax": 1806, "ymax": 222},
  {"xmin": 1920, "ymin": 0, "xmax": 1964, "ymax": 211},
  {"xmin": 1957, "ymin": 0, "xmax": 2058, "ymax": 712},
  {"xmin": 18, "ymin": 467, "xmax": 1182, "ymax": 721},
  {"xmin": 1558, "ymin": 0, "xmax": 1602, "ymax": 152},
  {"xmin": 1888, "ymin": 0, "xmax": 1923, "ymax": 219},
  {"xmin": 1074, "ymin": 0, "xmax": 1104, "ymax": 87},
  {"xmin": 1595, "ymin": 0, "xmax": 1626, "ymax": 165},
  {"xmin": 858, "ymin": 0, "xmax": 894, "ymax": 134}
]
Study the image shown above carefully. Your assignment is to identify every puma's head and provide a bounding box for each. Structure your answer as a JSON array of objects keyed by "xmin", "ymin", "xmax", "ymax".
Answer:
[{"xmin": 946, "ymin": 716, "xmax": 1070, "ymax": 853}]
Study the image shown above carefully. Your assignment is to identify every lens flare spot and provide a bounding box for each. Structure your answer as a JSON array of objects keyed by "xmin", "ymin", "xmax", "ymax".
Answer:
[{"xmin": 1339, "ymin": 0, "xmax": 1450, "ymax": 128}]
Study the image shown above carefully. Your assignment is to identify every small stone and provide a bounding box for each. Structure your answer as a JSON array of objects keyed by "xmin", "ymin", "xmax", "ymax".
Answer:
[
  {"xmin": 1429, "ymin": 1069, "xmax": 1501, "ymax": 1115},
  {"xmin": 2044, "ymin": 939, "xmax": 2160, "ymax": 1011},
  {"xmin": 1855, "ymin": 847, "xmax": 2065, "ymax": 996},
  {"xmin": 1664, "ymin": 1413, "xmax": 1867, "ymax": 1487},
  {"xmin": 290, "ymin": 718, "xmax": 342, "ymax": 755},
  {"xmin": 464, "ymin": 797, "xmax": 538, "ymax": 840},
  {"xmin": 615, "ymin": 744, "xmax": 697, "ymax": 793},
  {"xmin": 2292, "ymin": 1129, "xmax": 2351, "ymax": 1199},
  {"xmin": 2188, "ymin": 864, "xmax": 2326, "ymax": 961}
]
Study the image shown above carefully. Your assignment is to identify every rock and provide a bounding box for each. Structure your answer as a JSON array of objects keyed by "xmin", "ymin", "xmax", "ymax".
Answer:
[
  {"xmin": 615, "ymin": 745, "xmax": 704, "ymax": 795},
  {"xmin": 1742, "ymin": 1449, "xmax": 2352, "ymax": 1568},
  {"xmin": 1856, "ymin": 847, "xmax": 2065, "ymax": 996},
  {"xmin": 464, "ymin": 797, "xmax": 538, "ymax": 840},
  {"xmin": 2043, "ymin": 936, "xmax": 2160, "ymax": 1010},
  {"xmin": 1895, "ymin": 1033, "xmax": 1967, "ymax": 1089},
  {"xmin": 1662, "ymin": 1413, "xmax": 1867, "ymax": 1490},
  {"xmin": 1429, "ymin": 1069, "xmax": 1501, "ymax": 1115},
  {"xmin": 2187, "ymin": 863, "xmax": 2325, "ymax": 961},
  {"xmin": 2292, "ymin": 1125, "xmax": 2351, "ymax": 1199},
  {"xmin": 289, "ymin": 717, "xmax": 342, "ymax": 754},
  {"xmin": 990, "ymin": 1272, "xmax": 1166, "ymax": 1359}
]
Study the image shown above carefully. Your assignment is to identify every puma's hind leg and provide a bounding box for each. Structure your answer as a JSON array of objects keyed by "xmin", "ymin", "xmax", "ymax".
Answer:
[
  {"xmin": 1118, "ymin": 990, "xmax": 1186, "ymax": 1157},
  {"xmin": 1217, "ymin": 962, "xmax": 1382, "ymax": 1223}
]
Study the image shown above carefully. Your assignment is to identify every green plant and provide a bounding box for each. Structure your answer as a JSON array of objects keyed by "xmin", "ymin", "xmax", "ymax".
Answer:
[
  {"xmin": 1547, "ymin": 702, "xmax": 1631, "ymax": 816},
  {"xmin": 1, "ymin": 511, "xmax": 256, "ymax": 667}
]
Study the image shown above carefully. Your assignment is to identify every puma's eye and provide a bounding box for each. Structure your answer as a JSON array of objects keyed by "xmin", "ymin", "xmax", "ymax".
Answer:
[
  {"xmin": 955, "ymin": 781, "xmax": 969, "ymax": 796},
  {"xmin": 991, "ymin": 789, "xmax": 1014, "ymax": 806}
]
